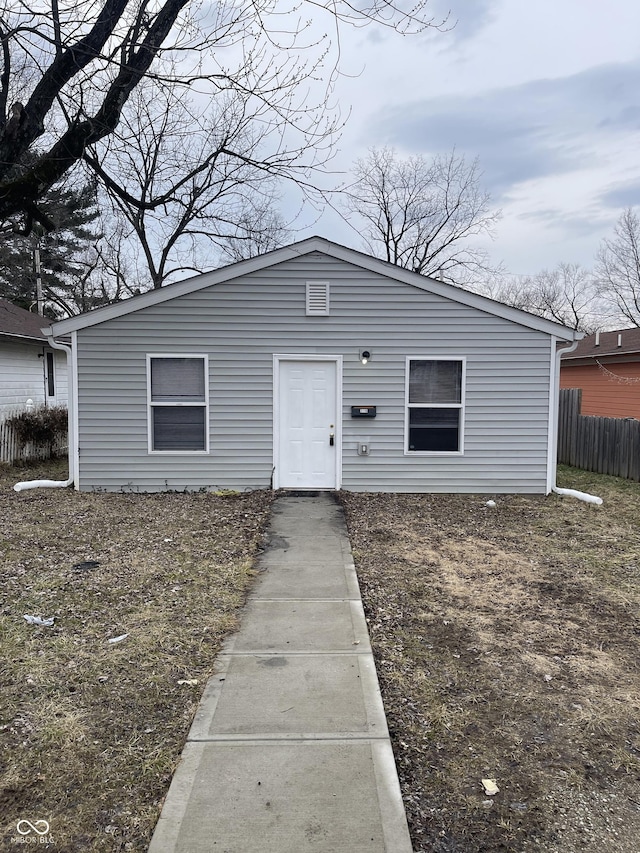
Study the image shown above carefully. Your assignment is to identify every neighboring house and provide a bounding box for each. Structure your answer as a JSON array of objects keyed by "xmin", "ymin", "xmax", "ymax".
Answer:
[
  {"xmin": 49, "ymin": 237, "xmax": 581, "ymax": 494},
  {"xmin": 560, "ymin": 328, "xmax": 640, "ymax": 419},
  {"xmin": 0, "ymin": 298, "xmax": 68, "ymax": 418}
]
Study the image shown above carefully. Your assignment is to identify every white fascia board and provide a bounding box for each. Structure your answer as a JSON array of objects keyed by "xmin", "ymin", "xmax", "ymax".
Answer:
[
  {"xmin": 50, "ymin": 235, "xmax": 583, "ymax": 342},
  {"xmin": 0, "ymin": 330, "xmax": 47, "ymax": 343},
  {"xmin": 562, "ymin": 349, "xmax": 640, "ymax": 360},
  {"xmin": 50, "ymin": 240, "xmax": 333, "ymax": 336},
  {"xmin": 317, "ymin": 242, "xmax": 583, "ymax": 341}
]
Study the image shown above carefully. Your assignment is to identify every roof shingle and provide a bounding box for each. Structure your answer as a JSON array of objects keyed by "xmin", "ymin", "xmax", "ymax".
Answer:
[
  {"xmin": 0, "ymin": 298, "xmax": 52, "ymax": 341},
  {"xmin": 562, "ymin": 328, "xmax": 640, "ymax": 360}
]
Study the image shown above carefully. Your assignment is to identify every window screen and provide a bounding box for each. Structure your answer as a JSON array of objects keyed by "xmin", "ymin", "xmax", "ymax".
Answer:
[
  {"xmin": 151, "ymin": 358, "xmax": 206, "ymax": 402},
  {"xmin": 152, "ymin": 407, "xmax": 206, "ymax": 451},
  {"xmin": 148, "ymin": 356, "xmax": 207, "ymax": 452},
  {"xmin": 407, "ymin": 359, "xmax": 463, "ymax": 453},
  {"xmin": 409, "ymin": 360, "xmax": 461, "ymax": 404}
]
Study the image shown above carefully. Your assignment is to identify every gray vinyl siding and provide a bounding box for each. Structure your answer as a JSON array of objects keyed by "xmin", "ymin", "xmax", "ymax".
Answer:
[{"xmin": 75, "ymin": 252, "xmax": 553, "ymax": 493}]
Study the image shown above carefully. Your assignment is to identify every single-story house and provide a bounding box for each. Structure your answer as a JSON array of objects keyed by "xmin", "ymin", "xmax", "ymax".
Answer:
[
  {"xmin": 0, "ymin": 298, "xmax": 67, "ymax": 418},
  {"xmin": 560, "ymin": 328, "xmax": 640, "ymax": 419},
  {"xmin": 48, "ymin": 237, "xmax": 581, "ymax": 494}
]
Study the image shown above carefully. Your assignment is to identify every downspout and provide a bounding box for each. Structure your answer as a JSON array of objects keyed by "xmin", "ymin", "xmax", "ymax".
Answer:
[
  {"xmin": 548, "ymin": 336, "xmax": 603, "ymax": 505},
  {"xmin": 14, "ymin": 329, "xmax": 75, "ymax": 491}
]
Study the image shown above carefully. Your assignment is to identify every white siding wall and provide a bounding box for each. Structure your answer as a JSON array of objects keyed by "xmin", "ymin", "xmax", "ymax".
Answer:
[
  {"xmin": 0, "ymin": 340, "xmax": 68, "ymax": 417},
  {"xmin": 46, "ymin": 349, "xmax": 68, "ymax": 409},
  {"xmin": 1, "ymin": 339, "xmax": 42, "ymax": 415},
  {"xmin": 75, "ymin": 253, "xmax": 553, "ymax": 493}
]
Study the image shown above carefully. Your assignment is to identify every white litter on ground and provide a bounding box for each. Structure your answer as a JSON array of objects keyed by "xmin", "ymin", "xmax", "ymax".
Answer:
[
  {"xmin": 23, "ymin": 615, "xmax": 55, "ymax": 627},
  {"xmin": 107, "ymin": 634, "xmax": 129, "ymax": 644}
]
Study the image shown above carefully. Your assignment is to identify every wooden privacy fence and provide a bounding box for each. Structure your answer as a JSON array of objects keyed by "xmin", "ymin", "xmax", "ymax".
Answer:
[
  {"xmin": 558, "ymin": 388, "xmax": 640, "ymax": 481},
  {"xmin": 0, "ymin": 407, "xmax": 68, "ymax": 465}
]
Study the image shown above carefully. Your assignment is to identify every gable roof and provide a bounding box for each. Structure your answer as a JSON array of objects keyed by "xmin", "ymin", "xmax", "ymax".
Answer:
[
  {"xmin": 0, "ymin": 298, "xmax": 52, "ymax": 342},
  {"xmin": 50, "ymin": 236, "xmax": 582, "ymax": 341},
  {"xmin": 562, "ymin": 328, "xmax": 640, "ymax": 360}
]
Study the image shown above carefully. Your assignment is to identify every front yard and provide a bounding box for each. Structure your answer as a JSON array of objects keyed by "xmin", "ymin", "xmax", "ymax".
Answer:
[
  {"xmin": 1, "ymin": 460, "xmax": 638, "ymax": 852},
  {"xmin": 0, "ymin": 460, "xmax": 274, "ymax": 850},
  {"xmin": 340, "ymin": 466, "xmax": 640, "ymax": 853}
]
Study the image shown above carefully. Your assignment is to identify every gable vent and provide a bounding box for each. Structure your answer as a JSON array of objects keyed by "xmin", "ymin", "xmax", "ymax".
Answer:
[{"xmin": 306, "ymin": 281, "xmax": 330, "ymax": 316}]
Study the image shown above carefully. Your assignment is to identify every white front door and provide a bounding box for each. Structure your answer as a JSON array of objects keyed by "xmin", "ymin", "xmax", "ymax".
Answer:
[{"xmin": 276, "ymin": 359, "xmax": 339, "ymax": 489}]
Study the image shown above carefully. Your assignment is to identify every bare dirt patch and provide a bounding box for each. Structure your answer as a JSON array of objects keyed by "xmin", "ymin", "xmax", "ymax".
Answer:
[
  {"xmin": 338, "ymin": 467, "xmax": 640, "ymax": 853},
  {"xmin": 0, "ymin": 460, "xmax": 273, "ymax": 851}
]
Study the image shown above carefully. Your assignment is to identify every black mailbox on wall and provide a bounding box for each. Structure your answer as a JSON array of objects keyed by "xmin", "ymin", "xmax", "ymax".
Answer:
[{"xmin": 351, "ymin": 405, "xmax": 377, "ymax": 418}]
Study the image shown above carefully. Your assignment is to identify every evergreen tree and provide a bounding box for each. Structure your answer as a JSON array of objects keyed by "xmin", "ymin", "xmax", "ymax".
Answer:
[{"xmin": 0, "ymin": 178, "xmax": 102, "ymax": 317}]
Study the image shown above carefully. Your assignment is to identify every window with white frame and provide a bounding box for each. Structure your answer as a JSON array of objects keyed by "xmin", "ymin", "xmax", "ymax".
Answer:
[
  {"xmin": 45, "ymin": 351, "xmax": 55, "ymax": 397},
  {"xmin": 148, "ymin": 356, "xmax": 208, "ymax": 452},
  {"xmin": 406, "ymin": 358, "xmax": 464, "ymax": 453}
]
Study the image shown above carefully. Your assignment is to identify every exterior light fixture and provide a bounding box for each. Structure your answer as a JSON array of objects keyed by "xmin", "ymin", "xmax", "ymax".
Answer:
[{"xmin": 359, "ymin": 350, "xmax": 371, "ymax": 365}]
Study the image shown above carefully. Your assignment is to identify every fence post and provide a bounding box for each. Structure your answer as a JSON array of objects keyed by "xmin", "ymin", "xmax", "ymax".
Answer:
[
  {"xmin": 558, "ymin": 388, "xmax": 581, "ymax": 467},
  {"xmin": 557, "ymin": 388, "xmax": 640, "ymax": 481}
]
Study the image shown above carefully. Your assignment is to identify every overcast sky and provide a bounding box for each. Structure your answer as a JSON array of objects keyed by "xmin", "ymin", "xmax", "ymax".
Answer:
[{"xmin": 295, "ymin": 0, "xmax": 640, "ymax": 276}]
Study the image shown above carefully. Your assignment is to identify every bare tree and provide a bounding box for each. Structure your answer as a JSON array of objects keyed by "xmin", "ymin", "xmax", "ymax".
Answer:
[
  {"xmin": 0, "ymin": 0, "xmax": 443, "ymax": 235},
  {"xmin": 216, "ymin": 198, "xmax": 292, "ymax": 265},
  {"xmin": 595, "ymin": 207, "xmax": 640, "ymax": 327},
  {"xmin": 93, "ymin": 80, "xmax": 291, "ymax": 287},
  {"xmin": 477, "ymin": 263, "xmax": 605, "ymax": 332},
  {"xmin": 92, "ymin": 214, "xmax": 146, "ymax": 302},
  {"xmin": 342, "ymin": 147, "xmax": 501, "ymax": 284}
]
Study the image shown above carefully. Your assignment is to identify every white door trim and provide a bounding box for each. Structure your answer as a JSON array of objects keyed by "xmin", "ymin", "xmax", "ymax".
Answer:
[{"xmin": 273, "ymin": 354, "xmax": 343, "ymax": 490}]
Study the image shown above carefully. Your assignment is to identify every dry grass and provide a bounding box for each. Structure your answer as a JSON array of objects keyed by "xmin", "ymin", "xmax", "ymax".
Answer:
[
  {"xmin": 339, "ymin": 466, "xmax": 640, "ymax": 853},
  {"xmin": 0, "ymin": 459, "xmax": 274, "ymax": 851},
  {"xmin": 3, "ymin": 459, "xmax": 639, "ymax": 853}
]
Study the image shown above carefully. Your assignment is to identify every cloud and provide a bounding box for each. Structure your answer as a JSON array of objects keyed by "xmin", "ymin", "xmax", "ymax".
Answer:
[
  {"xmin": 599, "ymin": 104, "xmax": 640, "ymax": 131},
  {"xmin": 367, "ymin": 61, "xmax": 640, "ymax": 200},
  {"xmin": 599, "ymin": 181, "xmax": 640, "ymax": 210},
  {"xmin": 428, "ymin": 0, "xmax": 497, "ymax": 41},
  {"xmin": 358, "ymin": 0, "xmax": 496, "ymax": 47},
  {"xmin": 517, "ymin": 207, "xmax": 612, "ymax": 239}
]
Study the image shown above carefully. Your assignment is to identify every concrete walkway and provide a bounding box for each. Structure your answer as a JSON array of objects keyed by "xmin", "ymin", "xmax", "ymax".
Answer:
[{"xmin": 148, "ymin": 494, "xmax": 413, "ymax": 853}]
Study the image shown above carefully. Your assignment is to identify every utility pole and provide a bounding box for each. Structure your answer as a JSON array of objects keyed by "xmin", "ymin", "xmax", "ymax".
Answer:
[{"xmin": 34, "ymin": 245, "xmax": 43, "ymax": 315}]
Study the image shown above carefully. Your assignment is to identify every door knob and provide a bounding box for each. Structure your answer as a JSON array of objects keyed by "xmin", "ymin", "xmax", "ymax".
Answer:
[{"xmin": 329, "ymin": 433, "xmax": 335, "ymax": 446}]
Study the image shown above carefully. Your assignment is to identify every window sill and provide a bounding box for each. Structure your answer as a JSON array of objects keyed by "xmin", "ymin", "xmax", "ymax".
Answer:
[
  {"xmin": 148, "ymin": 450, "xmax": 210, "ymax": 455},
  {"xmin": 404, "ymin": 450, "xmax": 464, "ymax": 456}
]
